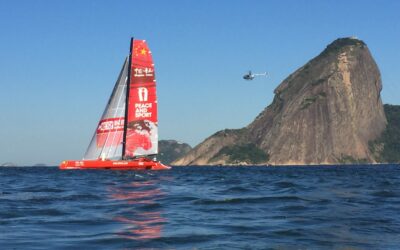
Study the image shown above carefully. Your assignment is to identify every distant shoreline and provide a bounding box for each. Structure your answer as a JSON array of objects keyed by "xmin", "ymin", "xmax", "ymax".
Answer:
[{"xmin": 171, "ymin": 163, "xmax": 399, "ymax": 167}]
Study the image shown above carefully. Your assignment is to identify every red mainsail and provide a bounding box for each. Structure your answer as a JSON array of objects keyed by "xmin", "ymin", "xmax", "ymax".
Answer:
[{"xmin": 124, "ymin": 40, "xmax": 158, "ymax": 157}]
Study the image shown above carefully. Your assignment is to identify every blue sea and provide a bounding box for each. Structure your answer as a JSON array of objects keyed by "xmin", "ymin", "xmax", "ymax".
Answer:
[{"xmin": 1, "ymin": 165, "xmax": 400, "ymax": 249}]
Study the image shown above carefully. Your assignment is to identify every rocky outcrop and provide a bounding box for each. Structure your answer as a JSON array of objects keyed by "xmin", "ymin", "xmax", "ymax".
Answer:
[
  {"xmin": 172, "ymin": 129, "xmax": 247, "ymax": 165},
  {"xmin": 158, "ymin": 140, "xmax": 192, "ymax": 164},
  {"xmin": 174, "ymin": 37, "xmax": 387, "ymax": 165}
]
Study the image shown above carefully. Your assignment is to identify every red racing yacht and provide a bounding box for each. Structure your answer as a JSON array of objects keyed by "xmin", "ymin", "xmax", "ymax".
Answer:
[{"xmin": 60, "ymin": 38, "xmax": 170, "ymax": 170}]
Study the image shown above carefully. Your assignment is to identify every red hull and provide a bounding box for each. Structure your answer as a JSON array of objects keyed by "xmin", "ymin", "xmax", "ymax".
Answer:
[{"xmin": 59, "ymin": 158, "xmax": 170, "ymax": 170}]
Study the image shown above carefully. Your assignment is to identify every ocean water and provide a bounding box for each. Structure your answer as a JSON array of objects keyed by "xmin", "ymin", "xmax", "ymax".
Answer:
[{"xmin": 1, "ymin": 165, "xmax": 400, "ymax": 249}]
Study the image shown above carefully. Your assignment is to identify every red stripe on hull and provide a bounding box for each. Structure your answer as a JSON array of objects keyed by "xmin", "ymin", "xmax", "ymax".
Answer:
[{"xmin": 59, "ymin": 158, "xmax": 170, "ymax": 170}]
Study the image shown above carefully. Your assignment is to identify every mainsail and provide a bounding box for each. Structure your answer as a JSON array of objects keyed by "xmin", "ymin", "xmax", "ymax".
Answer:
[
  {"xmin": 84, "ymin": 58, "xmax": 128, "ymax": 160},
  {"xmin": 124, "ymin": 40, "xmax": 158, "ymax": 158}
]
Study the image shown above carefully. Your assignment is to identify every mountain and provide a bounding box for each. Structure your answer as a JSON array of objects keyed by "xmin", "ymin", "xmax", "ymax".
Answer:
[
  {"xmin": 173, "ymin": 37, "xmax": 388, "ymax": 165},
  {"xmin": 370, "ymin": 104, "xmax": 400, "ymax": 163},
  {"xmin": 158, "ymin": 140, "xmax": 192, "ymax": 164}
]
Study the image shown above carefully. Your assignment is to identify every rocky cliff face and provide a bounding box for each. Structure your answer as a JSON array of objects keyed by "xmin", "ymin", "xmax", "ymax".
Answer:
[{"xmin": 173, "ymin": 38, "xmax": 387, "ymax": 165}]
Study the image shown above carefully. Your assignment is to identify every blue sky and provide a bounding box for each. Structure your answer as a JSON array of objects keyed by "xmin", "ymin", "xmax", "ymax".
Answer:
[{"xmin": 0, "ymin": 0, "xmax": 399, "ymax": 165}]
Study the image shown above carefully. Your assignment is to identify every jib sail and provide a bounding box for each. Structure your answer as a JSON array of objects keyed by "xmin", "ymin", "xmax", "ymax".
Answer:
[{"xmin": 84, "ymin": 58, "xmax": 128, "ymax": 160}]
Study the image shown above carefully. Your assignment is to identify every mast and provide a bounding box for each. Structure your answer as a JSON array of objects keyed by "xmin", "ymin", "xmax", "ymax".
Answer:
[{"xmin": 122, "ymin": 37, "xmax": 134, "ymax": 159}]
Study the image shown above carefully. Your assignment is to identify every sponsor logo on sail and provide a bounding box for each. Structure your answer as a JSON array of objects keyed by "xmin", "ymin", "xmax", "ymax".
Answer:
[
  {"xmin": 138, "ymin": 87, "xmax": 148, "ymax": 102},
  {"xmin": 134, "ymin": 67, "xmax": 154, "ymax": 77},
  {"xmin": 97, "ymin": 118, "xmax": 125, "ymax": 133}
]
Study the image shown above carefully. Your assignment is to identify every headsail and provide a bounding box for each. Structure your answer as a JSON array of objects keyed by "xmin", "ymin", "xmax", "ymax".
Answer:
[
  {"xmin": 124, "ymin": 40, "xmax": 158, "ymax": 158},
  {"xmin": 84, "ymin": 58, "xmax": 129, "ymax": 160}
]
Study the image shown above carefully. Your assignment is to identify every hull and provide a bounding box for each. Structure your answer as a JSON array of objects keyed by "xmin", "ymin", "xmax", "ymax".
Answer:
[{"xmin": 59, "ymin": 158, "xmax": 170, "ymax": 170}]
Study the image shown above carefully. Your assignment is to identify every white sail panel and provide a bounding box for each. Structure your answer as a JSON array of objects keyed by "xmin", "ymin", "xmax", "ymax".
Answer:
[{"xmin": 84, "ymin": 58, "xmax": 128, "ymax": 160}]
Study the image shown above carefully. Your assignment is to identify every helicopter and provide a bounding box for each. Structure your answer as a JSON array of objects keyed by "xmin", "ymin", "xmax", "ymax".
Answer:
[{"xmin": 243, "ymin": 70, "xmax": 267, "ymax": 80}]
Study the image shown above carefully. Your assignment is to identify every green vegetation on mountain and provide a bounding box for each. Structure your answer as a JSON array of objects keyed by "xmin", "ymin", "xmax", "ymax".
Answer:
[
  {"xmin": 212, "ymin": 143, "xmax": 269, "ymax": 164},
  {"xmin": 370, "ymin": 104, "xmax": 400, "ymax": 163},
  {"xmin": 338, "ymin": 155, "xmax": 368, "ymax": 164},
  {"xmin": 212, "ymin": 128, "xmax": 248, "ymax": 137},
  {"xmin": 158, "ymin": 140, "xmax": 192, "ymax": 164},
  {"xmin": 300, "ymin": 92, "xmax": 327, "ymax": 110}
]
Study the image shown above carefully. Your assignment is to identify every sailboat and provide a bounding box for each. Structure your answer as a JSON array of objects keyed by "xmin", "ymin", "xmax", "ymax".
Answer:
[{"xmin": 60, "ymin": 38, "xmax": 170, "ymax": 170}]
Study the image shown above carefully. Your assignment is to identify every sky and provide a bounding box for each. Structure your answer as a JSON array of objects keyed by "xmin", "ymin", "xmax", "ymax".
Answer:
[{"xmin": 0, "ymin": 0, "xmax": 399, "ymax": 165}]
